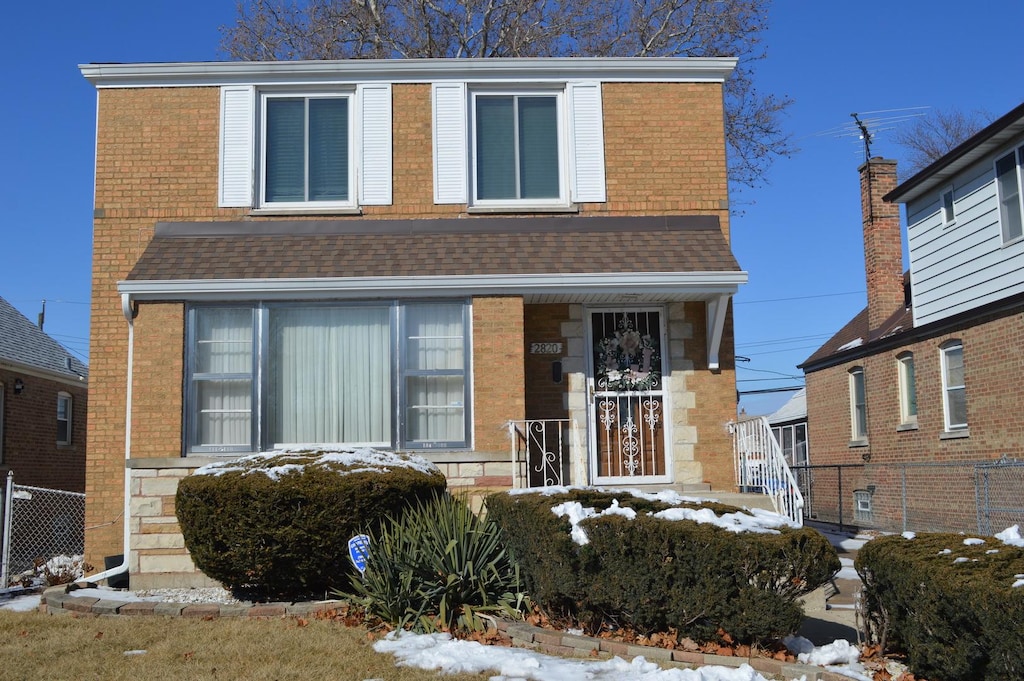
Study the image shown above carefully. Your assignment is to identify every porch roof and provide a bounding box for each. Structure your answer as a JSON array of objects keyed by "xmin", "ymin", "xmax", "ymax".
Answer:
[{"xmin": 120, "ymin": 215, "xmax": 746, "ymax": 303}]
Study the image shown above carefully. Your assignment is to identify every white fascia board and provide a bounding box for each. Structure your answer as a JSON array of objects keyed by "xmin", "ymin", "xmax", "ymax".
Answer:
[
  {"xmin": 79, "ymin": 57, "xmax": 737, "ymax": 89},
  {"xmin": 118, "ymin": 271, "xmax": 748, "ymax": 301}
]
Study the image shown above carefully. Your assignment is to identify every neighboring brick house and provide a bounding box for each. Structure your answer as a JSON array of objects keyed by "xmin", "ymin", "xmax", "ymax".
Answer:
[
  {"xmin": 79, "ymin": 57, "xmax": 748, "ymax": 588},
  {"xmin": 0, "ymin": 296, "xmax": 88, "ymax": 492},
  {"xmin": 801, "ymin": 102, "xmax": 1024, "ymax": 532}
]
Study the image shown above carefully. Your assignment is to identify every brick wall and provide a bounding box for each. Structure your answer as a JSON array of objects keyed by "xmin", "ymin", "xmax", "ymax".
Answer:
[
  {"xmin": 859, "ymin": 159, "xmax": 903, "ymax": 329},
  {"xmin": 805, "ymin": 302, "xmax": 1024, "ymax": 528},
  {"xmin": 87, "ymin": 78, "xmax": 736, "ymax": 573},
  {"xmin": 0, "ymin": 369, "xmax": 87, "ymax": 492}
]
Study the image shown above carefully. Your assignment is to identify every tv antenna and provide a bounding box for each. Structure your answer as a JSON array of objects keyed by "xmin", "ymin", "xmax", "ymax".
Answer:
[{"xmin": 810, "ymin": 107, "xmax": 930, "ymax": 161}]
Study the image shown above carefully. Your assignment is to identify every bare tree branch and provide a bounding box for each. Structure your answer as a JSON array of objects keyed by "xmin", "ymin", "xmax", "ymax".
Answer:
[{"xmin": 893, "ymin": 108, "xmax": 994, "ymax": 175}]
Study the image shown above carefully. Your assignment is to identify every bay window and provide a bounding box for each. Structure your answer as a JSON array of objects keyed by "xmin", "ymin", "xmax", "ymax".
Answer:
[{"xmin": 186, "ymin": 301, "xmax": 470, "ymax": 454}]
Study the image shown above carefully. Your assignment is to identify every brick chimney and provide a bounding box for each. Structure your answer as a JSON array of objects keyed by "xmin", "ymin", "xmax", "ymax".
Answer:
[{"xmin": 859, "ymin": 157, "xmax": 904, "ymax": 330}]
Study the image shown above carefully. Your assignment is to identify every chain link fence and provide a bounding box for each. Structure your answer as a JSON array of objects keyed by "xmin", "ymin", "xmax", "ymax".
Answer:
[
  {"xmin": 791, "ymin": 458, "xmax": 1024, "ymax": 535},
  {"xmin": 2, "ymin": 472, "xmax": 86, "ymax": 587}
]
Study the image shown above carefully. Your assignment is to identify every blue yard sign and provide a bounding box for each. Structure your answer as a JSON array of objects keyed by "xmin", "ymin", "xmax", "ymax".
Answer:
[{"xmin": 348, "ymin": 534, "xmax": 371, "ymax": 574}]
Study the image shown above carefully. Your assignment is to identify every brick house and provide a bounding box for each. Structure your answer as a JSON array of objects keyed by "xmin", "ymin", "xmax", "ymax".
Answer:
[
  {"xmin": 0, "ymin": 296, "xmax": 88, "ymax": 492},
  {"xmin": 800, "ymin": 102, "xmax": 1024, "ymax": 532},
  {"xmin": 79, "ymin": 57, "xmax": 748, "ymax": 588}
]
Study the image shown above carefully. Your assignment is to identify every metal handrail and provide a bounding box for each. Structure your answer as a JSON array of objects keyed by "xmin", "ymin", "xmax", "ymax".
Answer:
[{"xmin": 729, "ymin": 416, "xmax": 804, "ymax": 525}]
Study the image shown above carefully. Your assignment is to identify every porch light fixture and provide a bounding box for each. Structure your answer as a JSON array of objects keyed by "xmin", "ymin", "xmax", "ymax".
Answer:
[{"xmin": 13, "ymin": 378, "xmax": 24, "ymax": 394}]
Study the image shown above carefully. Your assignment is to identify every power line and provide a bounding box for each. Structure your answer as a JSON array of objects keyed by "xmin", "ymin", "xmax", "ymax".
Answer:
[
  {"xmin": 734, "ymin": 290, "xmax": 864, "ymax": 305},
  {"xmin": 739, "ymin": 386, "xmax": 804, "ymax": 396}
]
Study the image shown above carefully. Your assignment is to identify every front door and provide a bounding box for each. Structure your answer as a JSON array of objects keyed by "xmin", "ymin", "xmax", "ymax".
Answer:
[{"xmin": 588, "ymin": 309, "xmax": 670, "ymax": 484}]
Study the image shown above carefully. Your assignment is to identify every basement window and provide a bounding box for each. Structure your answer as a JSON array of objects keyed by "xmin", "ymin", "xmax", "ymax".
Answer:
[{"xmin": 854, "ymin": 489, "xmax": 873, "ymax": 523}]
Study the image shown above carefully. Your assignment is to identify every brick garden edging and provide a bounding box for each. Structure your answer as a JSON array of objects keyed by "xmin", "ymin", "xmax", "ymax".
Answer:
[{"xmin": 42, "ymin": 586, "xmax": 848, "ymax": 681}]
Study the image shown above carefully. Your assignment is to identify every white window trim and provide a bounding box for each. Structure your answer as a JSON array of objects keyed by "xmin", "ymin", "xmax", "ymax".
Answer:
[
  {"xmin": 469, "ymin": 87, "xmax": 571, "ymax": 210},
  {"xmin": 897, "ymin": 352, "xmax": 917, "ymax": 427},
  {"xmin": 57, "ymin": 392, "xmax": 72, "ymax": 446},
  {"xmin": 849, "ymin": 367, "xmax": 867, "ymax": 443},
  {"xmin": 995, "ymin": 145, "xmax": 1024, "ymax": 244},
  {"xmin": 258, "ymin": 91, "xmax": 358, "ymax": 211},
  {"xmin": 940, "ymin": 341, "xmax": 967, "ymax": 431},
  {"xmin": 940, "ymin": 185, "xmax": 956, "ymax": 228}
]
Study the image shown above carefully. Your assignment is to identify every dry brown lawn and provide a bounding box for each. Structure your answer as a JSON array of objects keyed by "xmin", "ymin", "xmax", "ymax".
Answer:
[{"xmin": 0, "ymin": 609, "xmax": 492, "ymax": 681}]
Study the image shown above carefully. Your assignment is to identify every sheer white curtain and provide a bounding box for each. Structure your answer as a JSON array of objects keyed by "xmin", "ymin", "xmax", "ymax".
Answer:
[
  {"xmin": 404, "ymin": 304, "xmax": 465, "ymax": 443},
  {"xmin": 195, "ymin": 308, "xmax": 253, "ymax": 447},
  {"xmin": 270, "ymin": 306, "xmax": 391, "ymax": 445}
]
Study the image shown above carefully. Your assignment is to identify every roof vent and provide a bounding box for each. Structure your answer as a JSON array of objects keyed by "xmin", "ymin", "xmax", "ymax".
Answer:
[{"xmin": 65, "ymin": 357, "xmax": 73, "ymax": 371}]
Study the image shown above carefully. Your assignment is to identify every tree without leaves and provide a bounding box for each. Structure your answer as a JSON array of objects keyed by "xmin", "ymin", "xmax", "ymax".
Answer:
[
  {"xmin": 894, "ymin": 108, "xmax": 994, "ymax": 176},
  {"xmin": 221, "ymin": 0, "xmax": 794, "ymax": 189}
]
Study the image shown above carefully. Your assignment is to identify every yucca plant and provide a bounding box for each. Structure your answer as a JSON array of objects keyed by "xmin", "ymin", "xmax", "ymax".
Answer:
[{"xmin": 351, "ymin": 493, "xmax": 528, "ymax": 633}]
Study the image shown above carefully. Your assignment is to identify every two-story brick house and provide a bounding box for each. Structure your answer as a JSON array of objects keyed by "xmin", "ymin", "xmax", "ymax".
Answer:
[
  {"xmin": 801, "ymin": 102, "xmax": 1024, "ymax": 532},
  {"xmin": 80, "ymin": 57, "xmax": 748, "ymax": 588},
  {"xmin": 0, "ymin": 296, "xmax": 88, "ymax": 492}
]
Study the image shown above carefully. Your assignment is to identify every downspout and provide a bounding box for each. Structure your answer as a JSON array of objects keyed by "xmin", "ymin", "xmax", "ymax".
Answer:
[{"xmin": 82, "ymin": 293, "xmax": 135, "ymax": 585}]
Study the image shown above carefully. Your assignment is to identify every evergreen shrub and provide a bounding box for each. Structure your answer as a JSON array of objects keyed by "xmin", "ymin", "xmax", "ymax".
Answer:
[
  {"xmin": 856, "ymin": 532, "xmax": 1024, "ymax": 681},
  {"xmin": 175, "ymin": 448, "xmax": 446, "ymax": 601},
  {"xmin": 353, "ymin": 493, "xmax": 527, "ymax": 633},
  {"xmin": 485, "ymin": 489, "xmax": 838, "ymax": 645}
]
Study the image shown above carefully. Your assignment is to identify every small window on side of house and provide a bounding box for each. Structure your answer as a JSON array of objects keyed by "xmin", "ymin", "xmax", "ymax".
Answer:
[
  {"xmin": 57, "ymin": 393, "xmax": 72, "ymax": 445},
  {"xmin": 854, "ymin": 489, "xmax": 873, "ymax": 523},
  {"xmin": 849, "ymin": 366, "xmax": 867, "ymax": 443},
  {"xmin": 996, "ymin": 146, "xmax": 1024, "ymax": 243},
  {"xmin": 940, "ymin": 340, "xmax": 967, "ymax": 431},
  {"xmin": 897, "ymin": 352, "xmax": 917, "ymax": 428},
  {"xmin": 941, "ymin": 186, "xmax": 956, "ymax": 227}
]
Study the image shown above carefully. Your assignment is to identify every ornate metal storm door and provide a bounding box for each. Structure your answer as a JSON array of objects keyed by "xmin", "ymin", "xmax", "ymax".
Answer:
[{"xmin": 588, "ymin": 309, "xmax": 669, "ymax": 483}]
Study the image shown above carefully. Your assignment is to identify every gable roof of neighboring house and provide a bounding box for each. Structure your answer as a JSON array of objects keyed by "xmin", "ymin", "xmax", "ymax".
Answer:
[
  {"xmin": 767, "ymin": 388, "xmax": 806, "ymax": 426},
  {"xmin": 0, "ymin": 296, "xmax": 88, "ymax": 381},
  {"xmin": 121, "ymin": 215, "xmax": 746, "ymax": 303}
]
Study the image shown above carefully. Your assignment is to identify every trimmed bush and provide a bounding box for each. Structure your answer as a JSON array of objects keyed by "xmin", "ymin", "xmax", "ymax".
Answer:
[
  {"xmin": 485, "ymin": 489, "xmax": 838, "ymax": 645},
  {"xmin": 176, "ymin": 448, "xmax": 446, "ymax": 601},
  {"xmin": 856, "ymin": 532, "xmax": 1024, "ymax": 681},
  {"xmin": 353, "ymin": 493, "xmax": 527, "ymax": 633}
]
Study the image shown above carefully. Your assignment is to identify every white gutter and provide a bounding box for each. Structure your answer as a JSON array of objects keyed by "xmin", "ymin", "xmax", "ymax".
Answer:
[
  {"xmin": 117, "ymin": 271, "xmax": 748, "ymax": 301},
  {"xmin": 81, "ymin": 294, "xmax": 135, "ymax": 586},
  {"xmin": 79, "ymin": 57, "xmax": 737, "ymax": 89}
]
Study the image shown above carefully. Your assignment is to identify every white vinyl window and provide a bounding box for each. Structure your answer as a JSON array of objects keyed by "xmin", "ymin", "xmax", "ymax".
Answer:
[
  {"xmin": 186, "ymin": 301, "xmax": 470, "ymax": 454},
  {"xmin": 897, "ymin": 352, "xmax": 917, "ymax": 427},
  {"xmin": 854, "ymin": 489, "xmax": 873, "ymax": 523},
  {"xmin": 996, "ymin": 146, "xmax": 1024, "ymax": 243},
  {"xmin": 471, "ymin": 91, "xmax": 566, "ymax": 206},
  {"xmin": 941, "ymin": 186, "xmax": 956, "ymax": 227},
  {"xmin": 260, "ymin": 93, "xmax": 354, "ymax": 209},
  {"xmin": 57, "ymin": 392, "xmax": 72, "ymax": 445},
  {"xmin": 940, "ymin": 341, "xmax": 967, "ymax": 431},
  {"xmin": 849, "ymin": 367, "xmax": 867, "ymax": 442}
]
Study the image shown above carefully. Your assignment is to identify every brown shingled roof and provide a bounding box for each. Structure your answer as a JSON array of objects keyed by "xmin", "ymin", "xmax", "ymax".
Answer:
[{"xmin": 126, "ymin": 215, "xmax": 740, "ymax": 282}]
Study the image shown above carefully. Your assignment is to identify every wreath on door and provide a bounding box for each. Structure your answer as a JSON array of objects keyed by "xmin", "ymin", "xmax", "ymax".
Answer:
[{"xmin": 595, "ymin": 315, "xmax": 661, "ymax": 391}]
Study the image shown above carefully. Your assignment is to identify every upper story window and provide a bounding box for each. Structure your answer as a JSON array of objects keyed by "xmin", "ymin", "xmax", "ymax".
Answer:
[
  {"xmin": 472, "ymin": 92, "xmax": 564, "ymax": 205},
  {"xmin": 261, "ymin": 94, "xmax": 352, "ymax": 208},
  {"xmin": 897, "ymin": 352, "xmax": 917, "ymax": 427},
  {"xmin": 433, "ymin": 81, "xmax": 606, "ymax": 208},
  {"xmin": 57, "ymin": 392, "xmax": 72, "ymax": 445},
  {"xmin": 219, "ymin": 84, "xmax": 392, "ymax": 211},
  {"xmin": 941, "ymin": 186, "xmax": 956, "ymax": 227},
  {"xmin": 995, "ymin": 145, "xmax": 1024, "ymax": 243},
  {"xmin": 940, "ymin": 340, "xmax": 967, "ymax": 431},
  {"xmin": 186, "ymin": 301, "xmax": 470, "ymax": 454},
  {"xmin": 849, "ymin": 366, "xmax": 867, "ymax": 442}
]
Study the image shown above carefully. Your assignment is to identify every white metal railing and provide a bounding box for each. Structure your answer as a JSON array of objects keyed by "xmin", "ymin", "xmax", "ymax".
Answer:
[
  {"xmin": 729, "ymin": 416, "xmax": 804, "ymax": 525},
  {"xmin": 507, "ymin": 419, "xmax": 578, "ymax": 488}
]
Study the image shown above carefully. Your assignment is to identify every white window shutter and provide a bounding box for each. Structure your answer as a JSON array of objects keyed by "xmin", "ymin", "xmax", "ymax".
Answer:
[
  {"xmin": 219, "ymin": 85, "xmax": 254, "ymax": 208},
  {"xmin": 358, "ymin": 84, "xmax": 393, "ymax": 205},
  {"xmin": 568, "ymin": 81, "xmax": 606, "ymax": 203},
  {"xmin": 432, "ymin": 82, "xmax": 468, "ymax": 204}
]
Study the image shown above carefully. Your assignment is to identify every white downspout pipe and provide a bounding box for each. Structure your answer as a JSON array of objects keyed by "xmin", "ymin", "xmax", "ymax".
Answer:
[{"xmin": 81, "ymin": 294, "xmax": 135, "ymax": 586}]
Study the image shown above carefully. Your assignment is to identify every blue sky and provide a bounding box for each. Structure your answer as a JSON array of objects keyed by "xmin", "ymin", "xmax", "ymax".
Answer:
[{"xmin": 1, "ymin": 1, "xmax": 1021, "ymax": 416}]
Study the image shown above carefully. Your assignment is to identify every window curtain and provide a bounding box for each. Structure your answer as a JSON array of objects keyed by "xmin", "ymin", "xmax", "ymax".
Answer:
[
  {"xmin": 265, "ymin": 98, "xmax": 305, "ymax": 202},
  {"xmin": 308, "ymin": 98, "xmax": 348, "ymax": 201},
  {"xmin": 195, "ymin": 309, "xmax": 253, "ymax": 447},
  {"xmin": 404, "ymin": 303, "xmax": 465, "ymax": 443},
  {"xmin": 269, "ymin": 306, "xmax": 390, "ymax": 445},
  {"xmin": 517, "ymin": 97, "xmax": 559, "ymax": 199},
  {"xmin": 475, "ymin": 96, "xmax": 516, "ymax": 200}
]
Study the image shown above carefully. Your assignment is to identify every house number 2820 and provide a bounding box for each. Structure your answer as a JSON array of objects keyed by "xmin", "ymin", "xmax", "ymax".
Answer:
[{"xmin": 530, "ymin": 342, "xmax": 563, "ymax": 354}]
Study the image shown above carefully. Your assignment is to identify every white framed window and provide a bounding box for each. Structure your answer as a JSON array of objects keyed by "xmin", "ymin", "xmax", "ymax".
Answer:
[
  {"xmin": 897, "ymin": 352, "xmax": 917, "ymax": 427},
  {"xmin": 849, "ymin": 367, "xmax": 867, "ymax": 442},
  {"xmin": 940, "ymin": 340, "xmax": 967, "ymax": 431},
  {"xmin": 771, "ymin": 423, "xmax": 809, "ymax": 466},
  {"xmin": 259, "ymin": 92, "xmax": 355, "ymax": 209},
  {"xmin": 57, "ymin": 392, "xmax": 72, "ymax": 445},
  {"xmin": 471, "ymin": 90, "xmax": 566, "ymax": 207},
  {"xmin": 432, "ymin": 81, "xmax": 606, "ymax": 207},
  {"xmin": 996, "ymin": 145, "xmax": 1024, "ymax": 243},
  {"xmin": 941, "ymin": 186, "xmax": 956, "ymax": 227},
  {"xmin": 854, "ymin": 489, "xmax": 873, "ymax": 523},
  {"xmin": 186, "ymin": 301, "xmax": 470, "ymax": 454}
]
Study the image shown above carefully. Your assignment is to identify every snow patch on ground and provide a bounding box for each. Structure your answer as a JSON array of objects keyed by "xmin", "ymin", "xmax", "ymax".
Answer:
[{"xmin": 193, "ymin": 446, "xmax": 439, "ymax": 479}]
